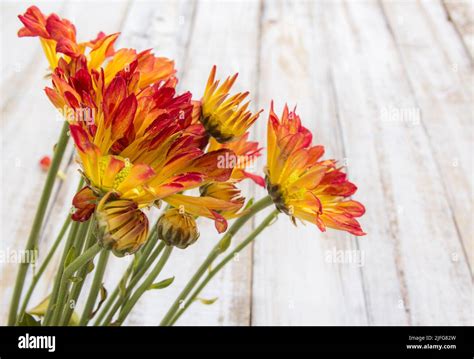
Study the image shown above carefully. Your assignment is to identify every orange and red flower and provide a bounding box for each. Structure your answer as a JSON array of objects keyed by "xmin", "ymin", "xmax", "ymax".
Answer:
[{"xmin": 265, "ymin": 103, "xmax": 365, "ymax": 236}]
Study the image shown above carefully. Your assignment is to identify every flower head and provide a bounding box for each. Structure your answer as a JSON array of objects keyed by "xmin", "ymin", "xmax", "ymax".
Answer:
[
  {"xmin": 96, "ymin": 193, "xmax": 149, "ymax": 256},
  {"xmin": 18, "ymin": 6, "xmax": 174, "ymax": 80},
  {"xmin": 200, "ymin": 66, "xmax": 262, "ymax": 143},
  {"xmin": 265, "ymin": 103, "xmax": 365, "ymax": 236}
]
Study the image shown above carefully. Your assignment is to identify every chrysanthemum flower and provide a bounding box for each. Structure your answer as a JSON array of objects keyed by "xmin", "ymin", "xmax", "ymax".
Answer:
[
  {"xmin": 18, "ymin": 6, "xmax": 117, "ymax": 70},
  {"xmin": 265, "ymin": 103, "xmax": 366, "ymax": 236},
  {"xmin": 200, "ymin": 66, "xmax": 262, "ymax": 143},
  {"xmin": 18, "ymin": 6, "xmax": 174, "ymax": 81},
  {"xmin": 57, "ymin": 62, "xmax": 239, "ymax": 250}
]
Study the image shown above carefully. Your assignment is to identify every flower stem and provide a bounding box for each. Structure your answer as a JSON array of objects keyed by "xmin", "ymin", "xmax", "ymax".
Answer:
[
  {"xmin": 159, "ymin": 195, "xmax": 273, "ymax": 326},
  {"xmin": 100, "ymin": 241, "xmax": 165, "ymax": 326},
  {"xmin": 59, "ymin": 219, "xmax": 97, "ymax": 325},
  {"xmin": 115, "ymin": 245, "xmax": 173, "ymax": 325},
  {"xmin": 168, "ymin": 209, "xmax": 279, "ymax": 326},
  {"xmin": 8, "ymin": 120, "xmax": 70, "ymax": 326},
  {"xmin": 42, "ymin": 179, "xmax": 84, "ymax": 325},
  {"xmin": 16, "ymin": 215, "xmax": 72, "ymax": 324},
  {"xmin": 49, "ymin": 243, "xmax": 102, "ymax": 326},
  {"xmin": 79, "ymin": 246, "xmax": 110, "ymax": 326},
  {"xmin": 43, "ymin": 220, "xmax": 80, "ymax": 325}
]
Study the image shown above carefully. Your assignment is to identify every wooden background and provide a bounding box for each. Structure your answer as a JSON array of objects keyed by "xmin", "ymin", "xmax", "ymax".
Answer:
[{"xmin": 1, "ymin": 0, "xmax": 472, "ymax": 326}]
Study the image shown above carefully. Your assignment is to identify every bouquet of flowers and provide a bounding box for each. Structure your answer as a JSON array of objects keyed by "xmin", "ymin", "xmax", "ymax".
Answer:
[{"xmin": 7, "ymin": 6, "xmax": 365, "ymax": 326}]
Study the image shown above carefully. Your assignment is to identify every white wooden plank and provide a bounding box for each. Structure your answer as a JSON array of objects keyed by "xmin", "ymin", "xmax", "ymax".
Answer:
[
  {"xmin": 400, "ymin": 0, "xmax": 474, "ymax": 272},
  {"xmin": 381, "ymin": 0, "xmax": 473, "ymax": 286},
  {"xmin": 332, "ymin": 0, "xmax": 471, "ymax": 325},
  {"xmin": 252, "ymin": 0, "xmax": 370, "ymax": 326}
]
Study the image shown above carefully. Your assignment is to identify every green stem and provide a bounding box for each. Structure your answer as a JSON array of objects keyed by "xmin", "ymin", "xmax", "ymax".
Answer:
[
  {"xmin": 92, "ymin": 270, "xmax": 128, "ymax": 326},
  {"xmin": 169, "ymin": 210, "xmax": 279, "ymax": 326},
  {"xmin": 115, "ymin": 245, "xmax": 173, "ymax": 325},
  {"xmin": 43, "ymin": 220, "xmax": 81, "ymax": 325},
  {"xmin": 49, "ymin": 243, "xmax": 102, "ymax": 325},
  {"xmin": 78, "ymin": 246, "xmax": 109, "ymax": 326},
  {"xmin": 8, "ymin": 120, "xmax": 70, "ymax": 326},
  {"xmin": 119, "ymin": 238, "xmax": 162, "ymax": 312},
  {"xmin": 160, "ymin": 195, "xmax": 273, "ymax": 326},
  {"xmin": 59, "ymin": 219, "xmax": 96, "ymax": 325},
  {"xmin": 16, "ymin": 215, "xmax": 72, "ymax": 324},
  {"xmin": 131, "ymin": 224, "xmax": 159, "ymax": 277},
  {"xmin": 100, "ymin": 241, "xmax": 165, "ymax": 326}
]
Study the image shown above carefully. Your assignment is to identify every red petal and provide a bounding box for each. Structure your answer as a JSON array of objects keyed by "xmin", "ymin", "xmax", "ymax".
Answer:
[
  {"xmin": 17, "ymin": 6, "xmax": 49, "ymax": 38},
  {"xmin": 241, "ymin": 170, "xmax": 265, "ymax": 187},
  {"xmin": 72, "ymin": 187, "xmax": 97, "ymax": 222},
  {"xmin": 211, "ymin": 210, "xmax": 228, "ymax": 233},
  {"xmin": 190, "ymin": 149, "xmax": 234, "ymax": 182},
  {"xmin": 324, "ymin": 182, "xmax": 357, "ymax": 197},
  {"xmin": 111, "ymin": 95, "xmax": 137, "ymax": 140},
  {"xmin": 338, "ymin": 200, "xmax": 366, "ymax": 217},
  {"xmin": 69, "ymin": 124, "xmax": 92, "ymax": 153}
]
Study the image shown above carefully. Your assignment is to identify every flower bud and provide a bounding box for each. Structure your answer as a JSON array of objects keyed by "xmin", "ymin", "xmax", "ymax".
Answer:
[
  {"xmin": 157, "ymin": 208, "xmax": 200, "ymax": 249},
  {"xmin": 96, "ymin": 193, "xmax": 149, "ymax": 257}
]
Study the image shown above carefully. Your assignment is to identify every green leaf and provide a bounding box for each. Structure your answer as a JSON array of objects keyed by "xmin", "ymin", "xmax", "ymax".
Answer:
[
  {"xmin": 69, "ymin": 276, "xmax": 83, "ymax": 283},
  {"xmin": 27, "ymin": 295, "xmax": 50, "ymax": 317},
  {"xmin": 243, "ymin": 197, "xmax": 255, "ymax": 210},
  {"xmin": 90, "ymin": 284, "xmax": 108, "ymax": 319},
  {"xmin": 148, "ymin": 277, "xmax": 174, "ymax": 290},
  {"xmin": 64, "ymin": 246, "xmax": 76, "ymax": 269},
  {"xmin": 86, "ymin": 260, "xmax": 95, "ymax": 274},
  {"xmin": 18, "ymin": 313, "xmax": 41, "ymax": 326},
  {"xmin": 69, "ymin": 311, "xmax": 80, "ymax": 326},
  {"xmin": 195, "ymin": 297, "xmax": 218, "ymax": 305},
  {"xmin": 119, "ymin": 276, "xmax": 128, "ymax": 297}
]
